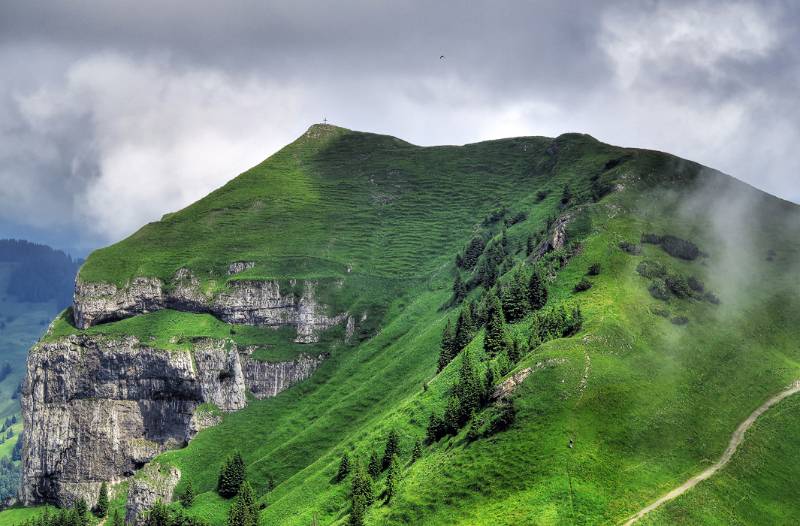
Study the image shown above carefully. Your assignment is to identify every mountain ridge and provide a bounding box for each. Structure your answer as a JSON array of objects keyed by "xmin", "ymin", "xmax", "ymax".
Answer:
[{"xmin": 10, "ymin": 125, "xmax": 800, "ymax": 525}]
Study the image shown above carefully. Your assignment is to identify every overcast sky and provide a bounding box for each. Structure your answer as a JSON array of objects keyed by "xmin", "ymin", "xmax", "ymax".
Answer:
[{"xmin": 1, "ymin": 0, "xmax": 798, "ymax": 255}]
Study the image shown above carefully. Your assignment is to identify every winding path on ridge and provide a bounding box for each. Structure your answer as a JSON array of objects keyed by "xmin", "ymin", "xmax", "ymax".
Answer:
[{"xmin": 622, "ymin": 379, "xmax": 800, "ymax": 525}]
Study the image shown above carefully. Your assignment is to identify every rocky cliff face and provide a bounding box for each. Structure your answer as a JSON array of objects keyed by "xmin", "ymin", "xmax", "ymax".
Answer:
[
  {"xmin": 21, "ymin": 335, "xmax": 324, "ymax": 507},
  {"xmin": 73, "ymin": 271, "xmax": 347, "ymax": 343}
]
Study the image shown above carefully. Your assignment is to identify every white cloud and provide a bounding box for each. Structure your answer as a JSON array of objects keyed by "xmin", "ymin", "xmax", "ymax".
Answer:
[{"xmin": 601, "ymin": 1, "xmax": 779, "ymax": 88}]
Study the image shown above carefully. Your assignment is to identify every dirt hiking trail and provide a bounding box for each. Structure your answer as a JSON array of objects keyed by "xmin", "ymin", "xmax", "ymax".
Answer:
[{"xmin": 622, "ymin": 380, "xmax": 800, "ymax": 525}]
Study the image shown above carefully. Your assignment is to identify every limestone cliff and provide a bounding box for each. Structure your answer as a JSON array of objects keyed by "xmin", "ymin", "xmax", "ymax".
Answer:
[
  {"xmin": 21, "ymin": 335, "xmax": 323, "ymax": 507},
  {"xmin": 73, "ymin": 271, "xmax": 347, "ymax": 344}
]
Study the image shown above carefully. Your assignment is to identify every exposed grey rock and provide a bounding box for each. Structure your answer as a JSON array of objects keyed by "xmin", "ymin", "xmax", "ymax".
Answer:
[
  {"xmin": 534, "ymin": 214, "xmax": 572, "ymax": 258},
  {"xmin": 125, "ymin": 464, "xmax": 180, "ymax": 525},
  {"xmin": 492, "ymin": 358, "xmax": 567, "ymax": 401},
  {"xmin": 20, "ymin": 335, "xmax": 321, "ymax": 507},
  {"xmin": 73, "ymin": 272, "xmax": 347, "ymax": 343},
  {"xmin": 227, "ymin": 261, "xmax": 255, "ymax": 275},
  {"xmin": 242, "ymin": 351, "xmax": 325, "ymax": 399}
]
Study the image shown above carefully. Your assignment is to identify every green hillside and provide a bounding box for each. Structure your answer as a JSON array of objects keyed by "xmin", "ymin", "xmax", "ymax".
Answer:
[{"xmin": 8, "ymin": 125, "xmax": 800, "ymax": 525}]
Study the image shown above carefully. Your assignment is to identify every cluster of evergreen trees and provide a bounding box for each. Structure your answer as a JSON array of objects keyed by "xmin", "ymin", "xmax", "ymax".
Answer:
[
  {"xmin": 213, "ymin": 451, "xmax": 263, "ymax": 526},
  {"xmin": 143, "ymin": 502, "xmax": 208, "ymax": 526},
  {"xmin": 334, "ymin": 429, "xmax": 423, "ymax": 525},
  {"xmin": 18, "ymin": 500, "xmax": 91, "ymax": 526}
]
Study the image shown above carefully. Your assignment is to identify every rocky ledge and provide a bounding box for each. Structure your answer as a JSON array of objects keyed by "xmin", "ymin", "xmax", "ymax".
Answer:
[
  {"xmin": 21, "ymin": 335, "xmax": 324, "ymax": 507},
  {"xmin": 73, "ymin": 270, "xmax": 348, "ymax": 343}
]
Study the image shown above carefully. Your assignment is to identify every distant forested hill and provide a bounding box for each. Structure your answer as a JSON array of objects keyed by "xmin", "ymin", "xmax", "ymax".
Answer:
[{"xmin": 0, "ymin": 240, "xmax": 81, "ymax": 309}]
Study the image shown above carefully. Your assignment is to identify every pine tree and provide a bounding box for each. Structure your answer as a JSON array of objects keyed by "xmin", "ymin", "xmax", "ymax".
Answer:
[
  {"xmin": 145, "ymin": 501, "xmax": 170, "ymax": 526},
  {"xmin": 442, "ymin": 395, "xmax": 461, "ymax": 435},
  {"xmin": 218, "ymin": 451, "xmax": 246, "ymax": 498},
  {"xmin": 452, "ymin": 308, "xmax": 474, "ymax": 352},
  {"xmin": 528, "ymin": 270, "xmax": 548, "ymax": 311},
  {"xmin": 437, "ymin": 319, "xmax": 455, "ymax": 372},
  {"xmin": 180, "ymin": 480, "xmax": 195, "ymax": 508},
  {"xmin": 335, "ymin": 452, "xmax": 351, "ymax": 482},
  {"xmin": 95, "ymin": 481, "xmax": 109, "ymax": 517},
  {"xmin": 367, "ymin": 451, "xmax": 380, "ymax": 480},
  {"xmin": 410, "ymin": 440, "xmax": 422, "ymax": 463},
  {"xmin": 237, "ymin": 482, "xmax": 258, "ymax": 526},
  {"xmin": 483, "ymin": 290, "xmax": 508, "ymax": 357},
  {"xmin": 452, "ymin": 273, "xmax": 467, "ymax": 304},
  {"xmin": 350, "ymin": 463, "xmax": 374, "ymax": 506},
  {"xmin": 502, "ymin": 268, "xmax": 531, "ymax": 322},
  {"xmin": 483, "ymin": 364, "xmax": 497, "ymax": 403},
  {"xmin": 507, "ymin": 339, "xmax": 522, "ymax": 364},
  {"xmin": 454, "ymin": 350, "xmax": 481, "ymax": 421},
  {"xmin": 381, "ymin": 430, "xmax": 400, "ymax": 471},
  {"xmin": 348, "ymin": 494, "xmax": 366, "ymax": 526},
  {"xmin": 425, "ymin": 413, "xmax": 445, "ymax": 443},
  {"xmin": 561, "ymin": 184, "xmax": 573, "ymax": 204},
  {"xmin": 74, "ymin": 498, "xmax": 88, "ymax": 522},
  {"xmin": 385, "ymin": 454, "xmax": 400, "ymax": 503}
]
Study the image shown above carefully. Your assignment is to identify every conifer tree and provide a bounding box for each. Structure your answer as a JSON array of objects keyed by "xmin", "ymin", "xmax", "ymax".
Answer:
[
  {"xmin": 350, "ymin": 463, "xmax": 374, "ymax": 506},
  {"xmin": 218, "ymin": 451, "xmax": 246, "ymax": 498},
  {"xmin": 442, "ymin": 395, "xmax": 462, "ymax": 435},
  {"xmin": 368, "ymin": 451, "xmax": 380, "ymax": 480},
  {"xmin": 112, "ymin": 509, "xmax": 124, "ymax": 526},
  {"xmin": 437, "ymin": 319, "xmax": 455, "ymax": 372},
  {"xmin": 528, "ymin": 270, "xmax": 548, "ymax": 311},
  {"xmin": 452, "ymin": 273, "xmax": 467, "ymax": 304},
  {"xmin": 335, "ymin": 452, "xmax": 351, "ymax": 482},
  {"xmin": 454, "ymin": 350, "xmax": 481, "ymax": 421},
  {"xmin": 145, "ymin": 501, "xmax": 170, "ymax": 526},
  {"xmin": 483, "ymin": 290, "xmax": 508, "ymax": 357},
  {"xmin": 452, "ymin": 308, "xmax": 474, "ymax": 352},
  {"xmin": 425, "ymin": 413, "xmax": 445, "ymax": 443},
  {"xmin": 348, "ymin": 494, "xmax": 366, "ymax": 526},
  {"xmin": 503, "ymin": 268, "xmax": 531, "ymax": 322},
  {"xmin": 411, "ymin": 440, "xmax": 422, "ymax": 463},
  {"xmin": 180, "ymin": 480, "xmax": 195, "ymax": 508},
  {"xmin": 74, "ymin": 498, "xmax": 89, "ymax": 522},
  {"xmin": 385, "ymin": 455, "xmax": 400, "ymax": 503},
  {"xmin": 507, "ymin": 339, "xmax": 522, "ymax": 364},
  {"xmin": 483, "ymin": 364, "xmax": 497, "ymax": 403},
  {"xmin": 381, "ymin": 430, "xmax": 400, "ymax": 471},
  {"xmin": 95, "ymin": 481, "xmax": 109, "ymax": 517}
]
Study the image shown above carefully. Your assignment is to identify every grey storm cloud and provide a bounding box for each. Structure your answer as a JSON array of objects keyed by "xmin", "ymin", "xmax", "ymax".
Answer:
[{"xmin": 0, "ymin": 0, "xmax": 798, "ymax": 254}]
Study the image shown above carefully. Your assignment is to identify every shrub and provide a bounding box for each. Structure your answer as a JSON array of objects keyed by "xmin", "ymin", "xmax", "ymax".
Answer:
[
  {"xmin": 536, "ymin": 190, "xmax": 548, "ymax": 202},
  {"xmin": 704, "ymin": 292, "xmax": 721, "ymax": 304},
  {"xmin": 648, "ymin": 279, "xmax": 670, "ymax": 301},
  {"xmin": 574, "ymin": 278, "xmax": 592, "ymax": 292},
  {"xmin": 587, "ymin": 263, "xmax": 601, "ymax": 276},
  {"xmin": 485, "ymin": 401, "xmax": 517, "ymax": 436},
  {"xmin": 619, "ymin": 241, "xmax": 641, "ymax": 255},
  {"xmin": 671, "ymin": 316, "xmax": 689, "ymax": 326},
  {"xmin": 504, "ymin": 211, "xmax": 528, "ymax": 227},
  {"xmin": 636, "ymin": 260, "xmax": 667, "ymax": 279},
  {"xmin": 641, "ymin": 233, "xmax": 662, "ymax": 244},
  {"xmin": 665, "ymin": 274, "xmax": 691, "ymax": 298},
  {"xmin": 688, "ymin": 276, "xmax": 705, "ymax": 293},
  {"xmin": 652, "ymin": 306, "xmax": 670, "ymax": 318},
  {"xmin": 660, "ymin": 235, "xmax": 700, "ymax": 260}
]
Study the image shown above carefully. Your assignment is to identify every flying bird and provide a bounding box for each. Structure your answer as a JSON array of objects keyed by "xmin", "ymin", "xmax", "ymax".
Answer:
[{"xmin": 440, "ymin": 55, "xmax": 445, "ymax": 60}]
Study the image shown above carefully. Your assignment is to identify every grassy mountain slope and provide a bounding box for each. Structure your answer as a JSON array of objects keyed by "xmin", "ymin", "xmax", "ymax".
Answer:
[{"xmin": 13, "ymin": 125, "xmax": 800, "ymax": 525}]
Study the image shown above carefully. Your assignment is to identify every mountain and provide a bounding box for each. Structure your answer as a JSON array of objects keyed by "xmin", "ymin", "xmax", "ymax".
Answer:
[
  {"xmin": 9, "ymin": 124, "xmax": 800, "ymax": 525},
  {"xmin": 0, "ymin": 239, "xmax": 80, "ymax": 504}
]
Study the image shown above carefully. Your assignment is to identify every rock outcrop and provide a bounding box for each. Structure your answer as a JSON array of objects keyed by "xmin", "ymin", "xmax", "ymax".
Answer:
[
  {"xmin": 21, "ymin": 335, "xmax": 323, "ymax": 507},
  {"xmin": 73, "ymin": 272, "xmax": 347, "ymax": 343},
  {"xmin": 125, "ymin": 464, "xmax": 181, "ymax": 525}
]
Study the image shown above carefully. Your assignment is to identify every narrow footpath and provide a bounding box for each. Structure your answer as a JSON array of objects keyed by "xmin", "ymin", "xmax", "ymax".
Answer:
[{"xmin": 622, "ymin": 380, "xmax": 800, "ymax": 525}]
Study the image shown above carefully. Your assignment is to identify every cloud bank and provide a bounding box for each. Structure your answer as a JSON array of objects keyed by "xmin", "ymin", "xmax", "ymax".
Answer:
[{"xmin": 0, "ymin": 0, "xmax": 798, "ymax": 253}]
